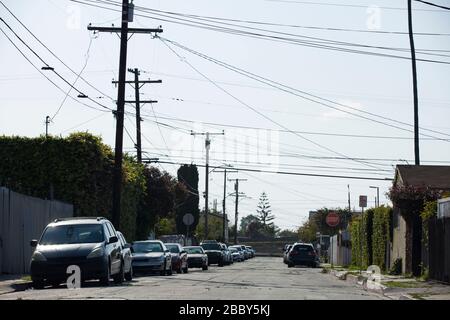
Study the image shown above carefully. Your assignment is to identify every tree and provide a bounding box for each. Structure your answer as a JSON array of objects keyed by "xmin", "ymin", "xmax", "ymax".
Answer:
[
  {"xmin": 297, "ymin": 220, "xmax": 318, "ymax": 243},
  {"xmin": 256, "ymin": 192, "xmax": 275, "ymax": 226},
  {"xmin": 136, "ymin": 166, "xmax": 186, "ymax": 240},
  {"xmin": 239, "ymin": 214, "xmax": 260, "ymax": 235},
  {"xmin": 175, "ymin": 164, "xmax": 200, "ymax": 237}
]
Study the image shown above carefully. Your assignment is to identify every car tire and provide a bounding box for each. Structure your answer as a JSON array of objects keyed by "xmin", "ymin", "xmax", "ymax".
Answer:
[
  {"xmin": 50, "ymin": 280, "xmax": 61, "ymax": 288},
  {"xmin": 167, "ymin": 267, "xmax": 173, "ymax": 276},
  {"xmin": 113, "ymin": 262, "xmax": 124, "ymax": 284},
  {"xmin": 100, "ymin": 262, "xmax": 111, "ymax": 286},
  {"xmin": 202, "ymin": 265, "xmax": 208, "ymax": 271},
  {"xmin": 32, "ymin": 279, "xmax": 44, "ymax": 289},
  {"xmin": 288, "ymin": 262, "xmax": 294, "ymax": 268},
  {"xmin": 183, "ymin": 266, "xmax": 188, "ymax": 273},
  {"xmin": 125, "ymin": 265, "xmax": 133, "ymax": 281}
]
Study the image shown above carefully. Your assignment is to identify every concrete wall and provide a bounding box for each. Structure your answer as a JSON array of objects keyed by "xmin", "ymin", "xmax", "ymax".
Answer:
[
  {"xmin": 391, "ymin": 209, "xmax": 407, "ymax": 273},
  {"xmin": 0, "ymin": 187, "xmax": 73, "ymax": 274},
  {"xmin": 329, "ymin": 234, "xmax": 351, "ymax": 266}
]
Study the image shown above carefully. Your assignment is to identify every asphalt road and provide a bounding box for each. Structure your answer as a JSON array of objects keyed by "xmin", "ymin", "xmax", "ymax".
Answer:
[{"xmin": 0, "ymin": 257, "xmax": 383, "ymax": 300}]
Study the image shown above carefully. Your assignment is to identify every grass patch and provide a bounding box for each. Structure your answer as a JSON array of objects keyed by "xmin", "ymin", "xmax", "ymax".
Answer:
[
  {"xmin": 409, "ymin": 293, "xmax": 428, "ymax": 300},
  {"xmin": 384, "ymin": 281, "xmax": 426, "ymax": 289},
  {"xmin": 20, "ymin": 275, "xmax": 31, "ymax": 282}
]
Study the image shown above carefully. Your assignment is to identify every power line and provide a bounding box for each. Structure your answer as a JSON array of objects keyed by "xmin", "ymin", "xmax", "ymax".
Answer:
[
  {"xmin": 0, "ymin": 25, "xmax": 109, "ymax": 114},
  {"xmin": 160, "ymin": 38, "xmax": 387, "ymax": 171},
  {"xmin": 159, "ymin": 37, "xmax": 450, "ymax": 140},
  {"xmin": 146, "ymin": 160, "xmax": 393, "ymax": 181},
  {"xmin": 414, "ymin": 0, "xmax": 450, "ymax": 10},
  {"xmin": 73, "ymin": 0, "xmax": 450, "ymax": 64}
]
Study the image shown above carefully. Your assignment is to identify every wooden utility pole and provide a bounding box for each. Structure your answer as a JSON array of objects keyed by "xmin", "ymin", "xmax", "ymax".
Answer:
[
  {"xmin": 190, "ymin": 130, "xmax": 224, "ymax": 240},
  {"xmin": 408, "ymin": 0, "xmax": 420, "ymax": 165},
  {"xmin": 214, "ymin": 168, "xmax": 237, "ymax": 242},
  {"xmin": 87, "ymin": 0, "xmax": 162, "ymax": 229},
  {"xmin": 113, "ymin": 68, "xmax": 161, "ymax": 163},
  {"xmin": 228, "ymin": 178, "xmax": 247, "ymax": 245}
]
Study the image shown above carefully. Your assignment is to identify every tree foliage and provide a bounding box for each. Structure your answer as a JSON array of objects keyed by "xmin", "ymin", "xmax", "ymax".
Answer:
[
  {"xmin": 175, "ymin": 164, "xmax": 200, "ymax": 237},
  {"xmin": 256, "ymin": 192, "xmax": 274, "ymax": 226}
]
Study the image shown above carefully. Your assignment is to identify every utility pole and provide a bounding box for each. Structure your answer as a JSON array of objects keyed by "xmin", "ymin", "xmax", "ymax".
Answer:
[
  {"xmin": 408, "ymin": 0, "xmax": 420, "ymax": 165},
  {"xmin": 112, "ymin": 68, "xmax": 161, "ymax": 163},
  {"xmin": 214, "ymin": 168, "xmax": 238, "ymax": 242},
  {"xmin": 228, "ymin": 178, "xmax": 247, "ymax": 245},
  {"xmin": 191, "ymin": 130, "xmax": 224, "ymax": 240},
  {"xmin": 45, "ymin": 116, "xmax": 50, "ymax": 138},
  {"xmin": 370, "ymin": 186, "xmax": 380, "ymax": 207},
  {"xmin": 87, "ymin": 1, "xmax": 162, "ymax": 229}
]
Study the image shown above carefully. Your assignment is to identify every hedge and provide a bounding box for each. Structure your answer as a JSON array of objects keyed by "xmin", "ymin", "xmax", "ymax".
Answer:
[
  {"xmin": 350, "ymin": 216, "xmax": 362, "ymax": 267},
  {"xmin": 0, "ymin": 133, "xmax": 145, "ymax": 240},
  {"xmin": 372, "ymin": 206, "xmax": 392, "ymax": 271}
]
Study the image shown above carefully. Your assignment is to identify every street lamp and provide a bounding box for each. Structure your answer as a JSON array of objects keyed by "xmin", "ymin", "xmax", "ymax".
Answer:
[{"xmin": 369, "ymin": 186, "xmax": 380, "ymax": 207}]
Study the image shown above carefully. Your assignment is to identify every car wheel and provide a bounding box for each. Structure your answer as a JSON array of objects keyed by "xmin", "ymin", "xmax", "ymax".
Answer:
[
  {"xmin": 32, "ymin": 279, "xmax": 44, "ymax": 289},
  {"xmin": 202, "ymin": 264, "xmax": 208, "ymax": 271},
  {"xmin": 113, "ymin": 262, "xmax": 124, "ymax": 284},
  {"xmin": 125, "ymin": 265, "xmax": 133, "ymax": 281},
  {"xmin": 100, "ymin": 262, "xmax": 111, "ymax": 286},
  {"xmin": 167, "ymin": 267, "xmax": 173, "ymax": 276},
  {"xmin": 288, "ymin": 262, "xmax": 294, "ymax": 268},
  {"xmin": 183, "ymin": 265, "xmax": 188, "ymax": 273}
]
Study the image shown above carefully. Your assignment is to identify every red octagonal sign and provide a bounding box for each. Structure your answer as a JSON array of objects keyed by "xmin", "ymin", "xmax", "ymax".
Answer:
[{"xmin": 326, "ymin": 212, "xmax": 340, "ymax": 227}]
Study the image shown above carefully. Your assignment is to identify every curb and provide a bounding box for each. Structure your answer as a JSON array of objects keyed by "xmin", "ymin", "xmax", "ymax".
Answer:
[{"xmin": 0, "ymin": 281, "xmax": 32, "ymax": 296}]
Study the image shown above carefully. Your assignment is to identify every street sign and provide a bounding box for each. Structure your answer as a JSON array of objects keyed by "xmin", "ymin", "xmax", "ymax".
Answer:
[
  {"xmin": 359, "ymin": 195, "xmax": 368, "ymax": 208},
  {"xmin": 183, "ymin": 213, "xmax": 195, "ymax": 226},
  {"xmin": 325, "ymin": 212, "xmax": 340, "ymax": 227}
]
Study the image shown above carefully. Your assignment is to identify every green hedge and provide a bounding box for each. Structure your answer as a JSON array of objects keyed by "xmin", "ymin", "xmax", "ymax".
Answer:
[
  {"xmin": 361, "ymin": 209, "xmax": 374, "ymax": 268},
  {"xmin": 372, "ymin": 206, "xmax": 392, "ymax": 271},
  {"xmin": 350, "ymin": 216, "xmax": 362, "ymax": 267},
  {"xmin": 0, "ymin": 133, "xmax": 145, "ymax": 240}
]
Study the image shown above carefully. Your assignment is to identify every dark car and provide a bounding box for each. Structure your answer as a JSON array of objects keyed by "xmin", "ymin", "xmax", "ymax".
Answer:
[
  {"xmin": 165, "ymin": 243, "xmax": 188, "ymax": 274},
  {"xmin": 131, "ymin": 240, "xmax": 172, "ymax": 276},
  {"xmin": 200, "ymin": 240, "xmax": 225, "ymax": 267},
  {"xmin": 183, "ymin": 246, "xmax": 208, "ymax": 271},
  {"xmin": 116, "ymin": 231, "xmax": 133, "ymax": 281},
  {"xmin": 287, "ymin": 243, "xmax": 320, "ymax": 268},
  {"xmin": 283, "ymin": 244, "xmax": 293, "ymax": 264},
  {"xmin": 29, "ymin": 217, "xmax": 124, "ymax": 289},
  {"xmin": 219, "ymin": 243, "xmax": 233, "ymax": 265}
]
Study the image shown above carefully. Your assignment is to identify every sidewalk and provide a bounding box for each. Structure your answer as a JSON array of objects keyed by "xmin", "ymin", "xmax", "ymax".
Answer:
[
  {"xmin": 0, "ymin": 275, "xmax": 32, "ymax": 296},
  {"xmin": 326, "ymin": 265, "xmax": 450, "ymax": 300}
]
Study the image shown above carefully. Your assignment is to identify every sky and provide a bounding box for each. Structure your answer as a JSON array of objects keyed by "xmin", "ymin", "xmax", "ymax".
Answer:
[{"xmin": 1, "ymin": 0, "xmax": 450, "ymax": 231}]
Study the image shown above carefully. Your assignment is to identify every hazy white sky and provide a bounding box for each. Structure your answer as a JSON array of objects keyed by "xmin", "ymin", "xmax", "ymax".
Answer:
[{"xmin": 1, "ymin": 0, "xmax": 449, "ymax": 230}]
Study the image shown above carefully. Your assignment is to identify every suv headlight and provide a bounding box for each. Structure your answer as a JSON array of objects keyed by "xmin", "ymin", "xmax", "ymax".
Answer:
[
  {"xmin": 87, "ymin": 246, "xmax": 104, "ymax": 259},
  {"xmin": 31, "ymin": 251, "xmax": 47, "ymax": 262}
]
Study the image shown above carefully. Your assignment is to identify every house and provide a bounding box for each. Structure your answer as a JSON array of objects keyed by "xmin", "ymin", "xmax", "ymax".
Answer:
[{"xmin": 391, "ymin": 165, "xmax": 450, "ymax": 274}]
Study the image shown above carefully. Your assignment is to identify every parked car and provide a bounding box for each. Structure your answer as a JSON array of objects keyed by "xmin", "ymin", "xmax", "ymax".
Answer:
[
  {"xmin": 165, "ymin": 243, "xmax": 189, "ymax": 274},
  {"xmin": 116, "ymin": 231, "xmax": 133, "ymax": 281},
  {"xmin": 283, "ymin": 244, "xmax": 293, "ymax": 264},
  {"xmin": 245, "ymin": 246, "xmax": 255, "ymax": 258},
  {"xmin": 286, "ymin": 243, "xmax": 320, "ymax": 268},
  {"xmin": 200, "ymin": 240, "xmax": 225, "ymax": 267},
  {"xmin": 219, "ymin": 243, "xmax": 233, "ymax": 265},
  {"xmin": 183, "ymin": 246, "xmax": 208, "ymax": 270},
  {"xmin": 240, "ymin": 245, "xmax": 251, "ymax": 259},
  {"xmin": 29, "ymin": 217, "xmax": 124, "ymax": 289},
  {"xmin": 229, "ymin": 245, "xmax": 245, "ymax": 261},
  {"xmin": 131, "ymin": 240, "xmax": 172, "ymax": 276},
  {"xmin": 229, "ymin": 247, "xmax": 243, "ymax": 262}
]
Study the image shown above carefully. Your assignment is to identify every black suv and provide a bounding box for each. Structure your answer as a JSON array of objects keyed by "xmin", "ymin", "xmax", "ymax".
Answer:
[
  {"xmin": 30, "ymin": 217, "xmax": 124, "ymax": 288},
  {"xmin": 200, "ymin": 240, "xmax": 225, "ymax": 267}
]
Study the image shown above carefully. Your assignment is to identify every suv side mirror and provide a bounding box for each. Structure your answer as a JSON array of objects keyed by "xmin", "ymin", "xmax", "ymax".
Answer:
[
  {"xmin": 108, "ymin": 236, "xmax": 118, "ymax": 244},
  {"xmin": 164, "ymin": 249, "xmax": 170, "ymax": 253},
  {"xmin": 30, "ymin": 239, "xmax": 38, "ymax": 247}
]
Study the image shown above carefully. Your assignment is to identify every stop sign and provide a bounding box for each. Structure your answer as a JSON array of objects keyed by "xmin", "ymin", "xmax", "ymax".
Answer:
[{"xmin": 326, "ymin": 212, "xmax": 340, "ymax": 227}]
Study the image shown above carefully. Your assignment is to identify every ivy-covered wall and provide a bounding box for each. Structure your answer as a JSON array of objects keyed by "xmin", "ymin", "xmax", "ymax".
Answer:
[
  {"xmin": 0, "ymin": 133, "xmax": 145, "ymax": 240},
  {"xmin": 372, "ymin": 206, "xmax": 392, "ymax": 271}
]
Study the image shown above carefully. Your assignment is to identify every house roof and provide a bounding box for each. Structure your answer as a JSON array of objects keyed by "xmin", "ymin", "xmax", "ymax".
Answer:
[{"xmin": 394, "ymin": 165, "xmax": 450, "ymax": 189}]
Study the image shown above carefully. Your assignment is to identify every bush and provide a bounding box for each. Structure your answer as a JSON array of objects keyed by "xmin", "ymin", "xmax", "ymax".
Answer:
[
  {"xmin": 389, "ymin": 258, "xmax": 402, "ymax": 275},
  {"xmin": 350, "ymin": 217, "xmax": 362, "ymax": 267},
  {"xmin": 372, "ymin": 206, "xmax": 392, "ymax": 271},
  {"xmin": 361, "ymin": 209, "xmax": 374, "ymax": 268},
  {"xmin": 0, "ymin": 133, "xmax": 145, "ymax": 240}
]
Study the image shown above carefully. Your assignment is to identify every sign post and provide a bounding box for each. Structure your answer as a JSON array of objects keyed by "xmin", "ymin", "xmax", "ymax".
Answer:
[
  {"xmin": 358, "ymin": 196, "xmax": 367, "ymax": 273},
  {"xmin": 325, "ymin": 211, "xmax": 340, "ymax": 269},
  {"xmin": 182, "ymin": 213, "xmax": 195, "ymax": 246}
]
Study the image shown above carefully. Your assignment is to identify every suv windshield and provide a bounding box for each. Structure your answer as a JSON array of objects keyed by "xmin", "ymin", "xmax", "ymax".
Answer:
[
  {"xmin": 40, "ymin": 224, "xmax": 104, "ymax": 245},
  {"xmin": 185, "ymin": 247, "xmax": 204, "ymax": 254},
  {"xmin": 166, "ymin": 244, "xmax": 180, "ymax": 253},
  {"xmin": 201, "ymin": 243, "xmax": 221, "ymax": 250},
  {"xmin": 292, "ymin": 245, "xmax": 314, "ymax": 252},
  {"xmin": 133, "ymin": 242, "xmax": 163, "ymax": 253}
]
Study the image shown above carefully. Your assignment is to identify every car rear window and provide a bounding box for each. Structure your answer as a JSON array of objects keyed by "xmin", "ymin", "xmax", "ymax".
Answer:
[
  {"xmin": 133, "ymin": 242, "xmax": 163, "ymax": 253},
  {"xmin": 185, "ymin": 247, "xmax": 204, "ymax": 254},
  {"xmin": 166, "ymin": 244, "xmax": 180, "ymax": 253},
  {"xmin": 40, "ymin": 224, "xmax": 104, "ymax": 245},
  {"xmin": 292, "ymin": 245, "xmax": 314, "ymax": 252},
  {"xmin": 201, "ymin": 243, "xmax": 221, "ymax": 250}
]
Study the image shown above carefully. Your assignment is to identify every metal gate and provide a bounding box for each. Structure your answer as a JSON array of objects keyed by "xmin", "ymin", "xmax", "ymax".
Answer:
[{"xmin": 428, "ymin": 216, "xmax": 450, "ymax": 282}]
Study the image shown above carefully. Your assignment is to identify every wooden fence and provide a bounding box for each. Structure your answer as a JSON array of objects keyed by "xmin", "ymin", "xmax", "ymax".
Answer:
[{"xmin": 0, "ymin": 187, "xmax": 73, "ymax": 274}]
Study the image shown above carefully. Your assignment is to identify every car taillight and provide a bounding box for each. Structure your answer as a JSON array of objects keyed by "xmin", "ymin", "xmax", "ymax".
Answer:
[
  {"xmin": 289, "ymin": 251, "xmax": 298, "ymax": 256},
  {"xmin": 308, "ymin": 251, "xmax": 315, "ymax": 256}
]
